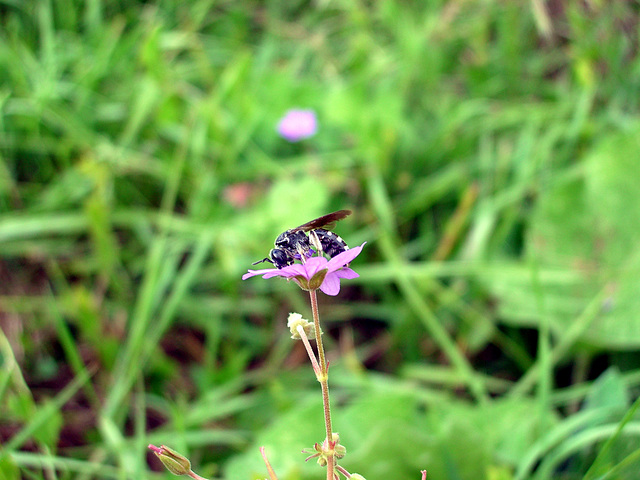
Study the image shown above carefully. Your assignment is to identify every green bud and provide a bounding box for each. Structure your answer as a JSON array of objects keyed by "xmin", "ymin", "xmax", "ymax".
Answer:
[
  {"xmin": 351, "ymin": 474, "xmax": 367, "ymax": 480},
  {"xmin": 149, "ymin": 444, "xmax": 191, "ymax": 476}
]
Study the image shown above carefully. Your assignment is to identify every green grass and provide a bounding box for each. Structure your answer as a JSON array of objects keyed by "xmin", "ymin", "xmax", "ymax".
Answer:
[{"xmin": 2, "ymin": 1, "xmax": 640, "ymax": 479}]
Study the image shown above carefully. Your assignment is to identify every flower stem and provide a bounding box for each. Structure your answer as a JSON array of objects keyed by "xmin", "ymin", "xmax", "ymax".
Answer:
[
  {"xmin": 309, "ymin": 289, "xmax": 334, "ymax": 480},
  {"xmin": 296, "ymin": 325, "xmax": 321, "ymax": 377},
  {"xmin": 188, "ymin": 471, "xmax": 209, "ymax": 480},
  {"xmin": 336, "ymin": 465, "xmax": 351, "ymax": 478},
  {"xmin": 260, "ymin": 446, "xmax": 279, "ymax": 480}
]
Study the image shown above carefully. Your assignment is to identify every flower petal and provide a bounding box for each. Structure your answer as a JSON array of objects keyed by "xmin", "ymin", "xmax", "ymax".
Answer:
[
  {"xmin": 326, "ymin": 243, "xmax": 366, "ymax": 272},
  {"xmin": 303, "ymin": 257, "xmax": 329, "ymax": 279},
  {"xmin": 242, "ymin": 268, "xmax": 279, "ymax": 280},
  {"xmin": 334, "ymin": 267, "xmax": 359, "ymax": 280},
  {"xmin": 265, "ymin": 264, "xmax": 305, "ymax": 278},
  {"xmin": 319, "ymin": 272, "xmax": 341, "ymax": 296}
]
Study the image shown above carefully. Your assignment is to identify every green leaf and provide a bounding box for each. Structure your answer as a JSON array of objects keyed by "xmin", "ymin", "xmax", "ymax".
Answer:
[
  {"xmin": 224, "ymin": 396, "xmax": 325, "ymax": 480},
  {"xmin": 225, "ymin": 390, "xmax": 554, "ymax": 480},
  {"xmin": 0, "ymin": 455, "xmax": 20, "ymax": 480},
  {"xmin": 583, "ymin": 367, "xmax": 629, "ymax": 412},
  {"xmin": 32, "ymin": 400, "xmax": 63, "ymax": 449},
  {"xmin": 489, "ymin": 131, "xmax": 640, "ymax": 349}
]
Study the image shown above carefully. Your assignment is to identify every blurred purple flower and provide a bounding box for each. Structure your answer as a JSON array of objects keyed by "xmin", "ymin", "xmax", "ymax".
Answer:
[
  {"xmin": 277, "ymin": 109, "xmax": 318, "ymax": 142},
  {"xmin": 243, "ymin": 243, "xmax": 365, "ymax": 296}
]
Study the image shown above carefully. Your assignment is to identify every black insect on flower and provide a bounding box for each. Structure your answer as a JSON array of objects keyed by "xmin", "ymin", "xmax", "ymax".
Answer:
[
  {"xmin": 244, "ymin": 243, "xmax": 365, "ymax": 296},
  {"xmin": 252, "ymin": 209, "xmax": 352, "ymax": 269}
]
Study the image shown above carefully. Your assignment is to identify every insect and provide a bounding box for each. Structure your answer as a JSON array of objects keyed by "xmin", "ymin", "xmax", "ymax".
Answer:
[{"xmin": 253, "ymin": 209, "xmax": 352, "ymax": 269}]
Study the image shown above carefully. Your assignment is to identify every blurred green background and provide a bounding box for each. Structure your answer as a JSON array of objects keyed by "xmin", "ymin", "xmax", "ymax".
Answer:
[{"xmin": 2, "ymin": 1, "xmax": 640, "ymax": 479}]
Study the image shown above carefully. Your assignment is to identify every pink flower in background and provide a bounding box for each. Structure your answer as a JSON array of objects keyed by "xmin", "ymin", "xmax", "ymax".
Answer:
[{"xmin": 277, "ymin": 109, "xmax": 317, "ymax": 142}]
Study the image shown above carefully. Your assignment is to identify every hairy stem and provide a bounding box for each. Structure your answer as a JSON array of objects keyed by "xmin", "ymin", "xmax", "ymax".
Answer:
[{"xmin": 309, "ymin": 289, "xmax": 334, "ymax": 480}]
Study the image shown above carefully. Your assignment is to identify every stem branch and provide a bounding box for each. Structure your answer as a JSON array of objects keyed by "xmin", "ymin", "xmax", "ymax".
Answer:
[{"xmin": 297, "ymin": 325, "xmax": 321, "ymax": 377}]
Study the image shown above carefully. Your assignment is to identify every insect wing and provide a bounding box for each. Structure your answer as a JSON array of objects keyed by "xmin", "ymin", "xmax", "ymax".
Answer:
[{"xmin": 291, "ymin": 209, "xmax": 352, "ymax": 232}]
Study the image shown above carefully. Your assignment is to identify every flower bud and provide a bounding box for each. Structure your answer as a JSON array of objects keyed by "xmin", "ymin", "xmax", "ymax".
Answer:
[
  {"xmin": 334, "ymin": 442, "xmax": 346, "ymax": 459},
  {"xmin": 148, "ymin": 444, "xmax": 191, "ymax": 476},
  {"xmin": 351, "ymin": 474, "xmax": 367, "ymax": 480}
]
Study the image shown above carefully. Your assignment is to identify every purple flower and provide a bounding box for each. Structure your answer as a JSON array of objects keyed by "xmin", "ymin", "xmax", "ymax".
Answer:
[
  {"xmin": 243, "ymin": 243, "xmax": 365, "ymax": 296},
  {"xmin": 277, "ymin": 109, "xmax": 317, "ymax": 142}
]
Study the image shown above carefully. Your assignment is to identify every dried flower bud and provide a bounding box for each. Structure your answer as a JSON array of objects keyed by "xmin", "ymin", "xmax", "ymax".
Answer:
[{"xmin": 287, "ymin": 313, "xmax": 317, "ymax": 339}]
